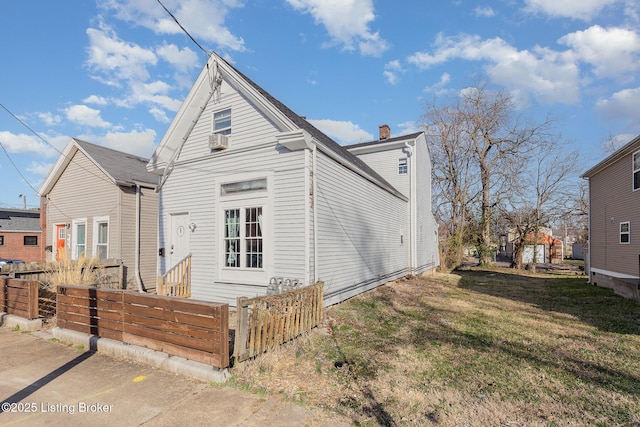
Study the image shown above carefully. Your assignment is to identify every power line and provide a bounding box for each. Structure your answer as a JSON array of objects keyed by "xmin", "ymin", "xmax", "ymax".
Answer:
[
  {"xmin": 0, "ymin": 102, "xmax": 118, "ymax": 188},
  {"xmin": 156, "ymin": 0, "xmax": 211, "ymax": 57},
  {"xmin": 0, "ymin": 141, "xmax": 40, "ymax": 195}
]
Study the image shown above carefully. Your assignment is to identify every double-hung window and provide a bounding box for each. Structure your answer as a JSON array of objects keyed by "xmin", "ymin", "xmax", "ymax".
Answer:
[
  {"xmin": 620, "ymin": 222, "xmax": 630, "ymax": 244},
  {"xmin": 0, "ymin": 235, "xmax": 4, "ymax": 246},
  {"xmin": 94, "ymin": 217, "xmax": 109, "ymax": 259},
  {"xmin": 634, "ymin": 151, "xmax": 640, "ymax": 191},
  {"xmin": 213, "ymin": 108, "xmax": 231, "ymax": 135},
  {"xmin": 398, "ymin": 158, "xmax": 408, "ymax": 174},
  {"xmin": 72, "ymin": 219, "xmax": 87, "ymax": 259}
]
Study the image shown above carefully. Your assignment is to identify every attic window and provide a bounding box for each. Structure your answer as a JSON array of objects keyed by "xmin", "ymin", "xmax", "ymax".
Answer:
[
  {"xmin": 634, "ymin": 151, "xmax": 640, "ymax": 190},
  {"xmin": 398, "ymin": 158, "xmax": 408, "ymax": 175},
  {"xmin": 213, "ymin": 108, "xmax": 231, "ymax": 135}
]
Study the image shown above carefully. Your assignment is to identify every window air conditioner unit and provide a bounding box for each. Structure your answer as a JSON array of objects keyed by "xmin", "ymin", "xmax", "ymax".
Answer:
[{"xmin": 209, "ymin": 133, "xmax": 229, "ymax": 150}]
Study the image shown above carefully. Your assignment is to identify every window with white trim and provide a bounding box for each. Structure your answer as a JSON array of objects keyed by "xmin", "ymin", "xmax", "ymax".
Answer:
[
  {"xmin": 213, "ymin": 108, "xmax": 231, "ymax": 135},
  {"xmin": 398, "ymin": 158, "xmax": 408, "ymax": 174},
  {"xmin": 218, "ymin": 174, "xmax": 272, "ymax": 284},
  {"xmin": 93, "ymin": 217, "xmax": 109, "ymax": 259},
  {"xmin": 634, "ymin": 151, "xmax": 640, "ymax": 190},
  {"xmin": 0, "ymin": 235, "xmax": 4, "ymax": 246},
  {"xmin": 72, "ymin": 219, "xmax": 87, "ymax": 259},
  {"xmin": 224, "ymin": 207, "xmax": 263, "ymax": 269},
  {"xmin": 620, "ymin": 222, "xmax": 630, "ymax": 244}
]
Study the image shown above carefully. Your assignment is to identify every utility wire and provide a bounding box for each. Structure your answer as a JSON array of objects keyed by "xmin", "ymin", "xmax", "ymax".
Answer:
[
  {"xmin": 0, "ymin": 102, "xmax": 117, "ymax": 188},
  {"xmin": 0, "ymin": 141, "xmax": 40, "ymax": 195},
  {"xmin": 156, "ymin": 0, "xmax": 211, "ymax": 57}
]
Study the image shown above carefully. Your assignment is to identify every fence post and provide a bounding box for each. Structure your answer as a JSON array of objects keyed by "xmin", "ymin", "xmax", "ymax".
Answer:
[{"xmin": 234, "ymin": 297, "xmax": 249, "ymax": 363}]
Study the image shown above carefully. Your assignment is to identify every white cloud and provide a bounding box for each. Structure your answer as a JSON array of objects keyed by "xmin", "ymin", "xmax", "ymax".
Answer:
[
  {"xmin": 81, "ymin": 128, "xmax": 157, "ymax": 158},
  {"xmin": 149, "ymin": 107, "xmax": 171, "ymax": 123},
  {"xmin": 128, "ymin": 81, "xmax": 183, "ymax": 112},
  {"xmin": 156, "ymin": 43, "xmax": 199, "ymax": 72},
  {"xmin": 558, "ymin": 25, "xmax": 640, "ymax": 80},
  {"xmin": 286, "ymin": 0, "xmax": 389, "ymax": 56},
  {"xmin": 596, "ymin": 87, "xmax": 640, "ymax": 124},
  {"xmin": 65, "ymin": 105, "xmax": 111, "ymax": 128},
  {"xmin": 407, "ymin": 33, "xmax": 581, "ymax": 104},
  {"xmin": 83, "ymin": 95, "xmax": 109, "ymax": 105},
  {"xmin": 26, "ymin": 161, "xmax": 55, "ymax": 176},
  {"xmin": 383, "ymin": 60, "xmax": 404, "ymax": 85},
  {"xmin": 473, "ymin": 6, "xmax": 495, "ymax": 17},
  {"xmin": 37, "ymin": 112, "xmax": 62, "ymax": 126},
  {"xmin": 101, "ymin": 0, "xmax": 246, "ymax": 52},
  {"xmin": 396, "ymin": 121, "xmax": 421, "ymax": 135},
  {"xmin": 423, "ymin": 72, "xmax": 452, "ymax": 95},
  {"xmin": 523, "ymin": 0, "xmax": 619, "ymax": 20},
  {"xmin": 308, "ymin": 119, "xmax": 373, "ymax": 144},
  {"xmin": 0, "ymin": 131, "xmax": 56, "ymax": 157},
  {"xmin": 85, "ymin": 24, "xmax": 158, "ymax": 85}
]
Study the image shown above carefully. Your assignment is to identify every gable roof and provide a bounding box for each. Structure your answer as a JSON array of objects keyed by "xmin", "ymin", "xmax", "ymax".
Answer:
[
  {"xmin": 148, "ymin": 52, "xmax": 406, "ymax": 200},
  {"xmin": 582, "ymin": 134, "xmax": 640, "ymax": 178},
  {"xmin": 0, "ymin": 208, "xmax": 41, "ymax": 233},
  {"xmin": 39, "ymin": 139, "xmax": 158, "ymax": 196}
]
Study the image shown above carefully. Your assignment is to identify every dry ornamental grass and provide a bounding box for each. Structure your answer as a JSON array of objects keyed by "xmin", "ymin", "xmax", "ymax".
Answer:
[{"xmin": 230, "ymin": 267, "xmax": 640, "ymax": 426}]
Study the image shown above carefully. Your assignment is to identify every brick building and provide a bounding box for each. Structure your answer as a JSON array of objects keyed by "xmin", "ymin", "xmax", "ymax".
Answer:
[{"xmin": 0, "ymin": 208, "xmax": 43, "ymax": 263}]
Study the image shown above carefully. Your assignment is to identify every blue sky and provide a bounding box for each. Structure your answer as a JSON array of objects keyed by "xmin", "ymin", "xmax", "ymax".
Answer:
[{"xmin": 1, "ymin": 0, "xmax": 639, "ymax": 209}]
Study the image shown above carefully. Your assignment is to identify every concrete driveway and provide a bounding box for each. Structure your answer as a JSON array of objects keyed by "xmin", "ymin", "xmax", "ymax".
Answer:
[{"xmin": 0, "ymin": 327, "xmax": 350, "ymax": 426}]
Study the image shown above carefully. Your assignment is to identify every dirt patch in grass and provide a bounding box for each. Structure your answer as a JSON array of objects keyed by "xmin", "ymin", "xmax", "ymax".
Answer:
[{"xmin": 230, "ymin": 268, "xmax": 640, "ymax": 426}]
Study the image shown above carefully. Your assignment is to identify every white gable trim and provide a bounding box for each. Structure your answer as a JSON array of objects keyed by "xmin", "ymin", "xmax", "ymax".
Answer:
[{"xmin": 147, "ymin": 54, "xmax": 299, "ymax": 176}]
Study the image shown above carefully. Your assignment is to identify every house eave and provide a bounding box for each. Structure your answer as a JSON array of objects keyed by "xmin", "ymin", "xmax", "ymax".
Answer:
[{"xmin": 581, "ymin": 134, "xmax": 640, "ymax": 178}]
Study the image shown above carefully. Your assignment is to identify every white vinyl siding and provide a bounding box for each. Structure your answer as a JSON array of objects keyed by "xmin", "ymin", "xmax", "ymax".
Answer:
[
  {"xmin": 159, "ymin": 144, "xmax": 306, "ymax": 305},
  {"xmin": 175, "ymin": 80, "xmax": 282, "ymax": 163},
  {"xmin": 415, "ymin": 135, "xmax": 440, "ymax": 273},
  {"xmin": 315, "ymin": 151, "xmax": 409, "ymax": 305}
]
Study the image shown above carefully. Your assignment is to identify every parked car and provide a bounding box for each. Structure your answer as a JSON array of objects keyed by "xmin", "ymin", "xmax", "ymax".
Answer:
[{"xmin": 0, "ymin": 258, "xmax": 24, "ymax": 267}]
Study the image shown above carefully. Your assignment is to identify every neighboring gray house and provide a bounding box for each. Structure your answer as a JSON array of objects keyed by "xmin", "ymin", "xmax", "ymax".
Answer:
[
  {"xmin": 147, "ymin": 52, "xmax": 440, "ymax": 306},
  {"xmin": 39, "ymin": 139, "xmax": 158, "ymax": 291},
  {"xmin": 581, "ymin": 134, "xmax": 640, "ymax": 301},
  {"xmin": 0, "ymin": 208, "xmax": 43, "ymax": 263}
]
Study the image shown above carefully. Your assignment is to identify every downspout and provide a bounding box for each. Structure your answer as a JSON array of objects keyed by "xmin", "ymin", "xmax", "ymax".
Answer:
[
  {"xmin": 404, "ymin": 141, "xmax": 414, "ymax": 275},
  {"xmin": 304, "ymin": 147, "xmax": 310, "ymax": 286},
  {"xmin": 313, "ymin": 144, "xmax": 318, "ymax": 284},
  {"xmin": 135, "ymin": 183, "xmax": 145, "ymax": 292}
]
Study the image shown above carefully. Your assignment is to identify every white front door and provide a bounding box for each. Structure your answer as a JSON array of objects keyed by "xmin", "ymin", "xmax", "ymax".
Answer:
[{"xmin": 169, "ymin": 213, "xmax": 190, "ymax": 267}]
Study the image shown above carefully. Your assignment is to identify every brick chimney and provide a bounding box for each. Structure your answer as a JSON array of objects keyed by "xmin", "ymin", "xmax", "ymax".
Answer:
[{"xmin": 379, "ymin": 124, "xmax": 390, "ymax": 141}]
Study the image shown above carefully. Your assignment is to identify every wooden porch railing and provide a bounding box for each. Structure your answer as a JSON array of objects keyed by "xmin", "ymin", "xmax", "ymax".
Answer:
[{"xmin": 157, "ymin": 254, "xmax": 191, "ymax": 297}]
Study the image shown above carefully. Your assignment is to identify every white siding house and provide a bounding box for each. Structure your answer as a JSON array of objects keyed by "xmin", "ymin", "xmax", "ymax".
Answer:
[{"xmin": 147, "ymin": 52, "xmax": 439, "ymax": 306}]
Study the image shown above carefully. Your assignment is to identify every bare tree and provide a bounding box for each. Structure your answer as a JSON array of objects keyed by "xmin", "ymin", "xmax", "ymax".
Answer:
[
  {"xmin": 423, "ymin": 100, "xmax": 479, "ymax": 270},
  {"xmin": 502, "ymin": 141, "xmax": 580, "ymax": 271}
]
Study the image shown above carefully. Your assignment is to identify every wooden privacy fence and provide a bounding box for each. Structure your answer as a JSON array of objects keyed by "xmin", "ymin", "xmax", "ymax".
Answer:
[
  {"xmin": 0, "ymin": 277, "xmax": 39, "ymax": 320},
  {"xmin": 234, "ymin": 282, "xmax": 323, "ymax": 363},
  {"xmin": 57, "ymin": 285, "xmax": 229, "ymax": 368},
  {"xmin": 157, "ymin": 254, "xmax": 191, "ymax": 297}
]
